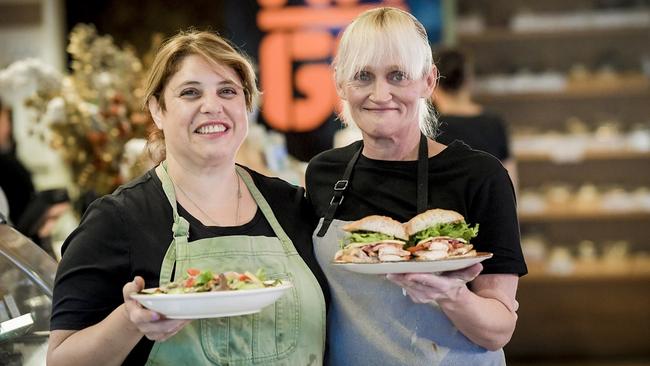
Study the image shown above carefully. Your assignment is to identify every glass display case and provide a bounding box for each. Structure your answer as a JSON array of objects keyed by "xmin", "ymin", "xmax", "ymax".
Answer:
[{"xmin": 0, "ymin": 222, "xmax": 57, "ymax": 366}]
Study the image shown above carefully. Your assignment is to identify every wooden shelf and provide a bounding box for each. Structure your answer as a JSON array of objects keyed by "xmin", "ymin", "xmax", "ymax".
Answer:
[
  {"xmin": 459, "ymin": 25, "xmax": 650, "ymax": 44},
  {"xmin": 523, "ymin": 262, "xmax": 650, "ymax": 283},
  {"xmin": 516, "ymin": 150, "xmax": 650, "ymax": 163},
  {"xmin": 475, "ymin": 84, "xmax": 650, "ymax": 103},
  {"xmin": 519, "ymin": 210, "xmax": 650, "ymax": 223},
  {"xmin": 456, "ymin": 2, "xmax": 650, "ymax": 360},
  {"xmin": 509, "ymin": 270, "xmax": 650, "ymax": 358}
]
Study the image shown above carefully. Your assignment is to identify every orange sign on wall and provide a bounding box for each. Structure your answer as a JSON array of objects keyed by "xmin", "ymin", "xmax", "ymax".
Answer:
[{"xmin": 257, "ymin": 0, "xmax": 407, "ymax": 133}]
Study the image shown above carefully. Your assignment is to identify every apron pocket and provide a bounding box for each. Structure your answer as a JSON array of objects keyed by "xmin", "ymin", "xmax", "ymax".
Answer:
[{"xmin": 200, "ymin": 272, "xmax": 300, "ymax": 364}]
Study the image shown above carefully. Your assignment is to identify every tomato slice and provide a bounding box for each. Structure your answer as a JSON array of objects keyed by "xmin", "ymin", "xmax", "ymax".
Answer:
[
  {"xmin": 186, "ymin": 268, "xmax": 201, "ymax": 276},
  {"xmin": 184, "ymin": 278, "xmax": 196, "ymax": 288}
]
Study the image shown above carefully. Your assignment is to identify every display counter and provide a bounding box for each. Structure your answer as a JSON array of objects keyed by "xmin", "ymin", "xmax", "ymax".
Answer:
[{"xmin": 0, "ymin": 223, "xmax": 57, "ymax": 365}]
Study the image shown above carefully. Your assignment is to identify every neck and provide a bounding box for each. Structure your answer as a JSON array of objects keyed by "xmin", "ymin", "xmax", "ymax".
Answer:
[
  {"xmin": 166, "ymin": 155, "xmax": 239, "ymax": 206},
  {"xmin": 361, "ymin": 127, "xmax": 422, "ymax": 161}
]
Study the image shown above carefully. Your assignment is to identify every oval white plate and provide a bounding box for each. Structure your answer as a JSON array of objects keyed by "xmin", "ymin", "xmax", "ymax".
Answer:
[
  {"xmin": 130, "ymin": 281, "xmax": 293, "ymax": 319},
  {"xmin": 331, "ymin": 252, "xmax": 493, "ymax": 274}
]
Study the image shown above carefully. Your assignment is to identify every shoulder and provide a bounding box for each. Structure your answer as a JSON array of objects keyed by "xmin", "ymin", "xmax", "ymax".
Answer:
[
  {"xmin": 106, "ymin": 169, "xmax": 165, "ymax": 213},
  {"xmin": 75, "ymin": 169, "xmax": 168, "ymax": 236},
  {"xmin": 305, "ymin": 142, "xmax": 361, "ymax": 185},
  {"xmin": 477, "ymin": 111, "xmax": 507, "ymax": 127},
  {"xmin": 308, "ymin": 142, "xmax": 361, "ymax": 167},
  {"xmin": 240, "ymin": 165, "xmax": 316, "ymax": 232},
  {"xmin": 443, "ymin": 140, "xmax": 506, "ymax": 177},
  {"xmin": 242, "ymin": 165, "xmax": 302, "ymax": 194},
  {"xmin": 240, "ymin": 165, "xmax": 306, "ymax": 207}
]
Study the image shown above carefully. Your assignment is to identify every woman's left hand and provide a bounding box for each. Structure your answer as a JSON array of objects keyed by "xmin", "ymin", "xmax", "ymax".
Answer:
[{"xmin": 386, "ymin": 263, "xmax": 483, "ymax": 304}]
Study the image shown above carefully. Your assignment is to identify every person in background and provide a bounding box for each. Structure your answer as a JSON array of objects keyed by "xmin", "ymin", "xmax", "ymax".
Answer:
[
  {"xmin": 0, "ymin": 99, "xmax": 35, "ymax": 226},
  {"xmin": 47, "ymin": 30, "xmax": 327, "ymax": 365},
  {"xmin": 0, "ymin": 99, "xmax": 70, "ymax": 252},
  {"xmin": 306, "ymin": 7, "xmax": 526, "ymax": 365},
  {"xmin": 432, "ymin": 48, "xmax": 518, "ymax": 190}
]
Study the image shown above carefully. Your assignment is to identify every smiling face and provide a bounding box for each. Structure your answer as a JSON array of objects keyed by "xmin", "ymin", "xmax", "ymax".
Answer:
[
  {"xmin": 334, "ymin": 7, "xmax": 438, "ymax": 139},
  {"xmin": 148, "ymin": 54, "xmax": 248, "ymax": 169},
  {"xmin": 338, "ymin": 60, "xmax": 435, "ymax": 139}
]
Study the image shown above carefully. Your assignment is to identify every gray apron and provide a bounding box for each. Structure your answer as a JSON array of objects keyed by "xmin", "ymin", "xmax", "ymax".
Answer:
[
  {"xmin": 146, "ymin": 163, "xmax": 325, "ymax": 365},
  {"xmin": 313, "ymin": 136, "xmax": 506, "ymax": 365}
]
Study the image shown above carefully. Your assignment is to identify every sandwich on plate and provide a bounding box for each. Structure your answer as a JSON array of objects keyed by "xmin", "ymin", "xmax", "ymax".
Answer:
[
  {"xmin": 335, "ymin": 215, "xmax": 411, "ymax": 263},
  {"xmin": 404, "ymin": 209, "xmax": 479, "ymax": 261}
]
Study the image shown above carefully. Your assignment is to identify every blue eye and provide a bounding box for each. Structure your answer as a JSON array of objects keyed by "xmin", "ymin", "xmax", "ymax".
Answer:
[
  {"xmin": 354, "ymin": 71, "xmax": 372, "ymax": 82},
  {"xmin": 390, "ymin": 71, "xmax": 409, "ymax": 82}
]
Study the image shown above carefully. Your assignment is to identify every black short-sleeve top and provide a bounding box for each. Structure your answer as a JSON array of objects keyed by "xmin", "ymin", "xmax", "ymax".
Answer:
[{"xmin": 306, "ymin": 140, "xmax": 527, "ymax": 276}]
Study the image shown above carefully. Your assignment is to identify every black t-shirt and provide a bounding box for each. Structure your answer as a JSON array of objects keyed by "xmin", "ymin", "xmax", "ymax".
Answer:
[
  {"xmin": 306, "ymin": 140, "xmax": 527, "ymax": 276},
  {"xmin": 51, "ymin": 166, "xmax": 328, "ymax": 365},
  {"xmin": 436, "ymin": 112, "xmax": 511, "ymax": 161}
]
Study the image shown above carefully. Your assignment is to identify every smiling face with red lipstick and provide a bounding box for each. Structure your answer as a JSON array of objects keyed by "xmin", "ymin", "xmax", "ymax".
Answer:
[{"xmin": 149, "ymin": 54, "xmax": 248, "ymax": 168}]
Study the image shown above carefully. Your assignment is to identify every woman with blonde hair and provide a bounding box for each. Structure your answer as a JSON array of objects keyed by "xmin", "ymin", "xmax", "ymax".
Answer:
[
  {"xmin": 48, "ymin": 30, "xmax": 327, "ymax": 365},
  {"xmin": 307, "ymin": 7, "xmax": 526, "ymax": 365}
]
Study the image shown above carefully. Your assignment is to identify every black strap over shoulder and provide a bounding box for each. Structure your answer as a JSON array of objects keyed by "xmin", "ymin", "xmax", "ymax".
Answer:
[
  {"xmin": 316, "ymin": 135, "xmax": 429, "ymax": 237},
  {"xmin": 316, "ymin": 145, "xmax": 363, "ymax": 237},
  {"xmin": 416, "ymin": 133, "xmax": 429, "ymax": 214}
]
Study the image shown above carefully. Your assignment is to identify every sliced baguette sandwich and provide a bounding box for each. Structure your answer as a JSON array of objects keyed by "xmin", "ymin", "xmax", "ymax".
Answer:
[
  {"xmin": 335, "ymin": 215, "xmax": 411, "ymax": 263},
  {"xmin": 404, "ymin": 209, "xmax": 479, "ymax": 261}
]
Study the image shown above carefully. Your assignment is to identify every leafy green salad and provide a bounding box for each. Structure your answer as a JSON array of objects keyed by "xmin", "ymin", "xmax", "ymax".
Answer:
[
  {"xmin": 140, "ymin": 268, "xmax": 282, "ymax": 295},
  {"xmin": 410, "ymin": 222, "xmax": 479, "ymax": 244}
]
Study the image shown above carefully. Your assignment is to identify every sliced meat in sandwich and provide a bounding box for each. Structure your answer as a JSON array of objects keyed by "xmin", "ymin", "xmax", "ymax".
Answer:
[
  {"xmin": 335, "ymin": 215, "xmax": 411, "ymax": 263},
  {"xmin": 404, "ymin": 209, "xmax": 479, "ymax": 261}
]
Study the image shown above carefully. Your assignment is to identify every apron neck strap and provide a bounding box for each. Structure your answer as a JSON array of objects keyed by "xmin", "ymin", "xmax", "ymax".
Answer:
[
  {"xmin": 316, "ymin": 135, "xmax": 429, "ymax": 237},
  {"xmin": 416, "ymin": 133, "xmax": 429, "ymax": 214},
  {"xmin": 236, "ymin": 166, "xmax": 294, "ymax": 252},
  {"xmin": 316, "ymin": 144, "xmax": 363, "ymax": 237},
  {"xmin": 157, "ymin": 164, "xmax": 297, "ymax": 284},
  {"xmin": 155, "ymin": 161, "xmax": 178, "ymax": 216},
  {"xmin": 155, "ymin": 161, "xmax": 190, "ymax": 240}
]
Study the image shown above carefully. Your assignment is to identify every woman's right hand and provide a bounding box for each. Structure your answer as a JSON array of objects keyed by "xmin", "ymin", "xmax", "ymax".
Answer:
[{"xmin": 122, "ymin": 276, "xmax": 191, "ymax": 341}]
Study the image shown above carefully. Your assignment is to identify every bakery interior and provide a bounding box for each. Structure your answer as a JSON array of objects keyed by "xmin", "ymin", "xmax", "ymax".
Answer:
[{"xmin": 0, "ymin": 0, "xmax": 649, "ymax": 365}]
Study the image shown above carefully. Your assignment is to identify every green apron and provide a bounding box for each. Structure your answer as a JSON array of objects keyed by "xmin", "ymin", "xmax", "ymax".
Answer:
[{"xmin": 145, "ymin": 163, "xmax": 325, "ymax": 365}]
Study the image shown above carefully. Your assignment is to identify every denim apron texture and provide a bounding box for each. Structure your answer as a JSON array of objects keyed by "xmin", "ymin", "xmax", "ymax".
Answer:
[{"xmin": 145, "ymin": 163, "xmax": 325, "ymax": 365}]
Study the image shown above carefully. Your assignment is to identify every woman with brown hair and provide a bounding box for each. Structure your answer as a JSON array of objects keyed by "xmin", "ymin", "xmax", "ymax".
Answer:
[{"xmin": 47, "ymin": 30, "xmax": 326, "ymax": 365}]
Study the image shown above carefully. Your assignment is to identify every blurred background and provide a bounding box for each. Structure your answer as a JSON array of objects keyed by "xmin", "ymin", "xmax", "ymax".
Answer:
[{"xmin": 0, "ymin": 0, "xmax": 649, "ymax": 365}]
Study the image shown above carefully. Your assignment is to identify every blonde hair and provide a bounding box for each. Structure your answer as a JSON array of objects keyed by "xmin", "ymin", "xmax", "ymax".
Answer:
[
  {"xmin": 143, "ymin": 30, "xmax": 259, "ymax": 163},
  {"xmin": 334, "ymin": 7, "xmax": 438, "ymax": 137}
]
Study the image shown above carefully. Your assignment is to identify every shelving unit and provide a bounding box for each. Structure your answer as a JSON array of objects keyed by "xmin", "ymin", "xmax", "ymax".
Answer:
[
  {"xmin": 453, "ymin": 0, "xmax": 650, "ymax": 363},
  {"xmin": 516, "ymin": 150, "xmax": 650, "ymax": 162},
  {"xmin": 519, "ymin": 210, "xmax": 650, "ymax": 223}
]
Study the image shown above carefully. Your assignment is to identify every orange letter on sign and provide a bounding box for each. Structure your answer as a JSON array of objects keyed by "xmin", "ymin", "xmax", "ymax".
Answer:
[
  {"xmin": 259, "ymin": 32, "xmax": 292, "ymax": 131},
  {"xmin": 260, "ymin": 30, "xmax": 336, "ymax": 132}
]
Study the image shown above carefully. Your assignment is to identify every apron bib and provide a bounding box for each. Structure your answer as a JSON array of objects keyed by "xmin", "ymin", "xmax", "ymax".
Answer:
[
  {"xmin": 146, "ymin": 163, "xmax": 325, "ymax": 366},
  {"xmin": 313, "ymin": 136, "xmax": 506, "ymax": 366}
]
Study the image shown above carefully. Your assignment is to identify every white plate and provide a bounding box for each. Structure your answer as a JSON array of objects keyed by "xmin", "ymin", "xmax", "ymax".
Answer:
[
  {"xmin": 130, "ymin": 281, "xmax": 293, "ymax": 319},
  {"xmin": 331, "ymin": 253, "xmax": 493, "ymax": 274}
]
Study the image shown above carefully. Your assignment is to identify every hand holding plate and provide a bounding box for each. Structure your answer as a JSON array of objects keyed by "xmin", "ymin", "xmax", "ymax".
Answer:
[
  {"xmin": 386, "ymin": 263, "xmax": 483, "ymax": 304},
  {"xmin": 123, "ymin": 276, "xmax": 190, "ymax": 341}
]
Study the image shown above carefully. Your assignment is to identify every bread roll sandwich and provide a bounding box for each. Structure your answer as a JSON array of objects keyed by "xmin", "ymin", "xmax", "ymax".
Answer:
[
  {"xmin": 404, "ymin": 209, "xmax": 478, "ymax": 261},
  {"xmin": 335, "ymin": 215, "xmax": 411, "ymax": 263}
]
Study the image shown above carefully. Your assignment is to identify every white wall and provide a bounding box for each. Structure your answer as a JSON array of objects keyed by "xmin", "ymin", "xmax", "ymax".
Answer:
[{"xmin": 0, "ymin": 0, "xmax": 70, "ymax": 190}]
